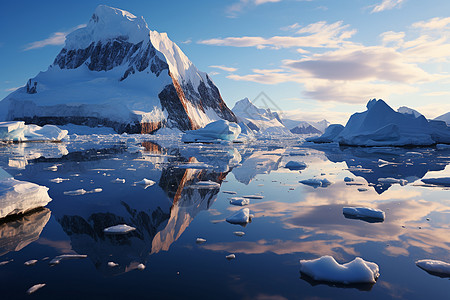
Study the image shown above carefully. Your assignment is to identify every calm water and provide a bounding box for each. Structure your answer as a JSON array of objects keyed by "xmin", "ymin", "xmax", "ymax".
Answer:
[{"xmin": 0, "ymin": 136, "xmax": 449, "ymax": 299}]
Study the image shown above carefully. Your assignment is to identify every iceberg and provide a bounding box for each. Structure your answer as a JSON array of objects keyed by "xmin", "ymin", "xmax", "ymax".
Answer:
[
  {"xmin": 421, "ymin": 177, "xmax": 450, "ymax": 187},
  {"xmin": 0, "ymin": 121, "xmax": 67, "ymax": 142},
  {"xmin": 196, "ymin": 238, "xmax": 206, "ymax": 244},
  {"xmin": 299, "ymin": 256, "xmax": 380, "ymax": 284},
  {"xmin": 49, "ymin": 254, "xmax": 88, "ymax": 265},
  {"xmin": 0, "ymin": 173, "xmax": 52, "ymax": 219},
  {"xmin": 135, "ymin": 178, "xmax": 156, "ymax": 188},
  {"xmin": 343, "ymin": 207, "xmax": 385, "ymax": 221},
  {"xmin": 307, "ymin": 124, "xmax": 344, "ymax": 143},
  {"xmin": 229, "ymin": 197, "xmax": 250, "ymax": 206},
  {"xmin": 182, "ymin": 120, "xmax": 241, "ymax": 143},
  {"xmin": 26, "ymin": 284, "xmax": 46, "ymax": 295},
  {"xmin": 285, "ymin": 161, "xmax": 307, "ymax": 170},
  {"xmin": 103, "ymin": 224, "xmax": 136, "ymax": 234},
  {"xmin": 299, "ymin": 178, "xmax": 333, "ymax": 188},
  {"xmin": 310, "ymin": 99, "xmax": 450, "ymax": 146},
  {"xmin": 416, "ymin": 259, "xmax": 450, "ymax": 278},
  {"xmin": 226, "ymin": 208, "xmax": 251, "ymax": 225}
]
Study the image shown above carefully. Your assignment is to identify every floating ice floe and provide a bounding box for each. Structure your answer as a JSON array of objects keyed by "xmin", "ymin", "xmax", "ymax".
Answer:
[
  {"xmin": 24, "ymin": 259, "xmax": 38, "ymax": 266},
  {"xmin": 182, "ymin": 120, "xmax": 241, "ymax": 143},
  {"xmin": 299, "ymin": 178, "xmax": 333, "ymax": 188},
  {"xmin": 190, "ymin": 181, "xmax": 220, "ymax": 189},
  {"xmin": 242, "ymin": 195, "xmax": 264, "ymax": 199},
  {"xmin": 26, "ymin": 283, "xmax": 46, "ymax": 295},
  {"xmin": 229, "ymin": 197, "xmax": 250, "ymax": 206},
  {"xmin": 285, "ymin": 161, "xmax": 307, "ymax": 170},
  {"xmin": 343, "ymin": 207, "xmax": 385, "ymax": 221},
  {"xmin": 63, "ymin": 188, "xmax": 102, "ymax": 196},
  {"xmin": 50, "ymin": 178, "xmax": 70, "ymax": 184},
  {"xmin": 378, "ymin": 177, "xmax": 407, "ymax": 185},
  {"xmin": 0, "ymin": 121, "xmax": 68, "ymax": 142},
  {"xmin": 357, "ymin": 188, "xmax": 368, "ymax": 192},
  {"xmin": 223, "ymin": 191, "xmax": 237, "ymax": 195},
  {"xmin": 112, "ymin": 178, "xmax": 125, "ymax": 183},
  {"xmin": 0, "ymin": 173, "xmax": 52, "ymax": 219},
  {"xmin": 103, "ymin": 224, "xmax": 136, "ymax": 234},
  {"xmin": 421, "ymin": 177, "xmax": 450, "ymax": 187},
  {"xmin": 344, "ymin": 177, "xmax": 354, "ymax": 182},
  {"xmin": 226, "ymin": 254, "xmax": 236, "ymax": 260},
  {"xmin": 49, "ymin": 254, "xmax": 88, "ymax": 265},
  {"xmin": 416, "ymin": 259, "xmax": 450, "ymax": 277},
  {"xmin": 233, "ymin": 231, "xmax": 245, "ymax": 237},
  {"xmin": 226, "ymin": 208, "xmax": 251, "ymax": 225},
  {"xmin": 196, "ymin": 238, "xmax": 206, "ymax": 244},
  {"xmin": 137, "ymin": 263, "xmax": 146, "ymax": 270},
  {"xmin": 436, "ymin": 143, "xmax": 450, "ymax": 150},
  {"xmin": 176, "ymin": 162, "xmax": 212, "ymax": 169},
  {"xmin": 134, "ymin": 178, "xmax": 156, "ymax": 188},
  {"xmin": 299, "ymin": 256, "xmax": 380, "ymax": 284}
]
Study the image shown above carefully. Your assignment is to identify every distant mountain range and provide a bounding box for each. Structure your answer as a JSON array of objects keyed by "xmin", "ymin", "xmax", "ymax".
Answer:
[{"xmin": 0, "ymin": 5, "xmax": 236, "ymax": 133}]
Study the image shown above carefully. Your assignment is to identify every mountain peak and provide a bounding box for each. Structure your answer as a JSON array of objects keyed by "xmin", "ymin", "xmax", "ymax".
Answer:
[{"xmin": 65, "ymin": 5, "xmax": 149, "ymax": 50}]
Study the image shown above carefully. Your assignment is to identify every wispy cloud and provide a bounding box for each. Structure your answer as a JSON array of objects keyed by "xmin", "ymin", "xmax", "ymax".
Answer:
[
  {"xmin": 24, "ymin": 24, "xmax": 85, "ymax": 51},
  {"xmin": 4, "ymin": 86, "xmax": 23, "ymax": 92},
  {"xmin": 371, "ymin": 0, "xmax": 406, "ymax": 13},
  {"xmin": 412, "ymin": 17, "xmax": 450, "ymax": 30},
  {"xmin": 180, "ymin": 39, "xmax": 192, "ymax": 44},
  {"xmin": 226, "ymin": 0, "xmax": 282, "ymax": 18},
  {"xmin": 199, "ymin": 21, "xmax": 356, "ymax": 49},
  {"xmin": 209, "ymin": 65, "xmax": 238, "ymax": 72}
]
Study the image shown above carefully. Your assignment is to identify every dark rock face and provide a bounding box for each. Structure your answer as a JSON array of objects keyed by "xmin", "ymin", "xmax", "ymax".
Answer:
[
  {"xmin": 26, "ymin": 79, "xmax": 37, "ymax": 94},
  {"xmin": 291, "ymin": 125, "xmax": 322, "ymax": 134}
]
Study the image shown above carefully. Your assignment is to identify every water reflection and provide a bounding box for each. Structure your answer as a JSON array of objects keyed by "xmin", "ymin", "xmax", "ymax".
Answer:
[{"xmin": 0, "ymin": 208, "xmax": 51, "ymax": 257}]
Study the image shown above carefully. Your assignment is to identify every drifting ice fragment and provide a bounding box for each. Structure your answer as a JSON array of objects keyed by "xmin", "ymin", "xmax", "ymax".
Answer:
[
  {"xmin": 108, "ymin": 261, "xmax": 119, "ymax": 267},
  {"xmin": 50, "ymin": 178, "xmax": 69, "ymax": 183},
  {"xmin": 112, "ymin": 178, "xmax": 125, "ymax": 183},
  {"xmin": 63, "ymin": 189, "xmax": 87, "ymax": 196},
  {"xmin": 182, "ymin": 120, "xmax": 241, "ymax": 143},
  {"xmin": 343, "ymin": 207, "xmax": 385, "ymax": 221},
  {"xmin": 242, "ymin": 195, "xmax": 264, "ymax": 199},
  {"xmin": 226, "ymin": 254, "xmax": 236, "ymax": 260},
  {"xmin": 344, "ymin": 177, "xmax": 354, "ymax": 182},
  {"xmin": 233, "ymin": 231, "xmax": 245, "ymax": 237},
  {"xmin": 416, "ymin": 259, "xmax": 450, "ymax": 277},
  {"xmin": 285, "ymin": 161, "xmax": 307, "ymax": 170},
  {"xmin": 104, "ymin": 224, "xmax": 136, "ymax": 234},
  {"xmin": 223, "ymin": 191, "xmax": 237, "ymax": 195},
  {"xmin": 135, "ymin": 178, "xmax": 156, "ymax": 188},
  {"xmin": 24, "ymin": 259, "xmax": 38, "ymax": 266},
  {"xmin": 421, "ymin": 177, "xmax": 450, "ymax": 187},
  {"xmin": 137, "ymin": 263, "xmax": 146, "ymax": 270},
  {"xmin": 26, "ymin": 283, "xmax": 46, "ymax": 295},
  {"xmin": 378, "ymin": 177, "xmax": 407, "ymax": 185},
  {"xmin": 229, "ymin": 197, "xmax": 250, "ymax": 206},
  {"xmin": 299, "ymin": 178, "xmax": 333, "ymax": 188},
  {"xmin": 49, "ymin": 254, "xmax": 87, "ymax": 265},
  {"xmin": 196, "ymin": 238, "xmax": 206, "ymax": 244},
  {"xmin": 299, "ymin": 256, "xmax": 380, "ymax": 284},
  {"xmin": 191, "ymin": 181, "xmax": 220, "ymax": 189},
  {"xmin": 226, "ymin": 208, "xmax": 251, "ymax": 225},
  {"xmin": 176, "ymin": 163, "xmax": 212, "ymax": 169}
]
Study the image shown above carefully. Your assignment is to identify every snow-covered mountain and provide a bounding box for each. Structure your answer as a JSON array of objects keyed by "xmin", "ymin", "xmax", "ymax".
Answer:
[
  {"xmin": 283, "ymin": 119, "xmax": 329, "ymax": 134},
  {"xmin": 0, "ymin": 5, "xmax": 236, "ymax": 133},
  {"xmin": 435, "ymin": 112, "xmax": 450, "ymax": 125},
  {"xmin": 232, "ymin": 98, "xmax": 291, "ymax": 135}
]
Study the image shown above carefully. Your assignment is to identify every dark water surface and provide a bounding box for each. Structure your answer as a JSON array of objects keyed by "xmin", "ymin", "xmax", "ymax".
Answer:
[{"xmin": 0, "ymin": 137, "xmax": 449, "ymax": 299}]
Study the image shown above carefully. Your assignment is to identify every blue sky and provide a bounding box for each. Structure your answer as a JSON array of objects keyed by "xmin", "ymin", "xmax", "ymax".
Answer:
[{"xmin": 1, "ymin": 0, "xmax": 450, "ymax": 123}]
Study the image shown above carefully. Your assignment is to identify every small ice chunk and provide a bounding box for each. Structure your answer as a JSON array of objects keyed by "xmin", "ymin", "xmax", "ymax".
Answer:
[
  {"xmin": 24, "ymin": 259, "xmax": 38, "ymax": 266},
  {"xmin": 242, "ymin": 195, "xmax": 264, "ymax": 199},
  {"xmin": 0, "ymin": 259, "xmax": 13, "ymax": 266},
  {"xmin": 104, "ymin": 224, "xmax": 136, "ymax": 234},
  {"xmin": 108, "ymin": 261, "xmax": 119, "ymax": 267},
  {"xmin": 416, "ymin": 259, "xmax": 450, "ymax": 277},
  {"xmin": 343, "ymin": 207, "xmax": 385, "ymax": 220},
  {"xmin": 285, "ymin": 161, "xmax": 307, "ymax": 170},
  {"xmin": 226, "ymin": 208, "xmax": 251, "ymax": 225},
  {"xmin": 226, "ymin": 254, "xmax": 236, "ymax": 260},
  {"xmin": 196, "ymin": 238, "xmax": 207, "ymax": 244},
  {"xmin": 299, "ymin": 178, "xmax": 333, "ymax": 188},
  {"xmin": 357, "ymin": 188, "xmax": 368, "ymax": 192},
  {"xmin": 378, "ymin": 178, "xmax": 407, "ymax": 185},
  {"xmin": 137, "ymin": 263, "xmax": 146, "ymax": 270},
  {"xmin": 223, "ymin": 191, "xmax": 237, "ymax": 195},
  {"xmin": 344, "ymin": 177, "xmax": 354, "ymax": 182},
  {"xmin": 46, "ymin": 165, "xmax": 58, "ymax": 172},
  {"xmin": 192, "ymin": 181, "xmax": 220, "ymax": 189},
  {"xmin": 176, "ymin": 163, "xmax": 212, "ymax": 169},
  {"xmin": 49, "ymin": 254, "xmax": 87, "ymax": 265},
  {"xmin": 26, "ymin": 283, "xmax": 46, "ymax": 295},
  {"xmin": 229, "ymin": 197, "xmax": 250, "ymax": 206},
  {"xmin": 233, "ymin": 231, "xmax": 245, "ymax": 237},
  {"xmin": 436, "ymin": 144, "xmax": 450, "ymax": 150},
  {"xmin": 64, "ymin": 189, "xmax": 86, "ymax": 196},
  {"xmin": 112, "ymin": 178, "xmax": 125, "ymax": 184},
  {"xmin": 421, "ymin": 177, "xmax": 450, "ymax": 187},
  {"xmin": 50, "ymin": 178, "xmax": 69, "ymax": 183},
  {"xmin": 91, "ymin": 188, "xmax": 102, "ymax": 193},
  {"xmin": 135, "ymin": 178, "xmax": 156, "ymax": 188},
  {"xmin": 299, "ymin": 256, "xmax": 380, "ymax": 284}
]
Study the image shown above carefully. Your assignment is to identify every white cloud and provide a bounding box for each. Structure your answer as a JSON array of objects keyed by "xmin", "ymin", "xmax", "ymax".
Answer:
[
  {"xmin": 412, "ymin": 17, "xmax": 450, "ymax": 30},
  {"xmin": 4, "ymin": 86, "xmax": 23, "ymax": 92},
  {"xmin": 24, "ymin": 24, "xmax": 85, "ymax": 51},
  {"xmin": 209, "ymin": 65, "xmax": 238, "ymax": 72},
  {"xmin": 199, "ymin": 21, "xmax": 356, "ymax": 49},
  {"xmin": 226, "ymin": 0, "xmax": 282, "ymax": 17},
  {"xmin": 180, "ymin": 39, "xmax": 192, "ymax": 44},
  {"xmin": 209, "ymin": 71, "xmax": 220, "ymax": 76},
  {"xmin": 371, "ymin": 0, "xmax": 406, "ymax": 13}
]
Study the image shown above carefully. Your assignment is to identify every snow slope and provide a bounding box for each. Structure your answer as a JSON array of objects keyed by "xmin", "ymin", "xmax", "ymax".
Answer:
[
  {"xmin": 0, "ymin": 5, "xmax": 236, "ymax": 133},
  {"xmin": 435, "ymin": 112, "xmax": 450, "ymax": 125},
  {"xmin": 311, "ymin": 99, "xmax": 450, "ymax": 146}
]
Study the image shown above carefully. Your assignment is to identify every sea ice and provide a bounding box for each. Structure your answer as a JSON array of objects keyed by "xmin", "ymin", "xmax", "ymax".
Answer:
[
  {"xmin": 421, "ymin": 177, "xmax": 450, "ymax": 187},
  {"xmin": 285, "ymin": 161, "xmax": 307, "ymax": 170},
  {"xmin": 226, "ymin": 254, "xmax": 236, "ymax": 260},
  {"xmin": 0, "ymin": 175, "xmax": 52, "ymax": 219},
  {"xmin": 378, "ymin": 177, "xmax": 407, "ymax": 185},
  {"xmin": 135, "ymin": 178, "xmax": 156, "ymax": 188},
  {"xmin": 108, "ymin": 261, "xmax": 119, "ymax": 267},
  {"xmin": 49, "ymin": 254, "xmax": 88, "ymax": 265},
  {"xmin": 299, "ymin": 256, "xmax": 380, "ymax": 284},
  {"xmin": 436, "ymin": 144, "xmax": 450, "ymax": 150},
  {"xmin": 299, "ymin": 178, "xmax": 333, "ymax": 188},
  {"xmin": 112, "ymin": 178, "xmax": 125, "ymax": 183},
  {"xmin": 196, "ymin": 238, "xmax": 206, "ymax": 244},
  {"xmin": 26, "ymin": 283, "xmax": 46, "ymax": 294},
  {"xmin": 103, "ymin": 224, "xmax": 136, "ymax": 234},
  {"xmin": 226, "ymin": 208, "xmax": 251, "ymax": 225},
  {"xmin": 416, "ymin": 259, "xmax": 450, "ymax": 277},
  {"xmin": 223, "ymin": 191, "xmax": 237, "ymax": 195},
  {"xmin": 229, "ymin": 197, "xmax": 250, "ymax": 206},
  {"xmin": 343, "ymin": 207, "xmax": 385, "ymax": 220},
  {"xmin": 50, "ymin": 178, "xmax": 69, "ymax": 183},
  {"xmin": 63, "ymin": 189, "xmax": 87, "ymax": 196},
  {"xmin": 24, "ymin": 259, "xmax": 38, "ymax": 266},
  {"xmin": 191, "ymin": 181, "xmax": 220, "ymax": 189},
  {"xmin": 242, "ymin": 195, "xmax": 264, "ymax": 199},
  {"xmin": 233, "ymin": 231, "xmax": 245, "ymax": 237},
  {"xmin": 176, "ymin": 162, "xmax": 212, "ymax": 169},
  {"xmin": 344, "ymin": 177, "xmax": 354, "ymax": 182},
  {"xmin": 182, "ymin": 120, "xmax": 241, "ymax": 143},
  {"xmin": 137, "ymin": 263, "xmax": 146, "ymax": 270},
  {"xmin": 0, "ymin": 121, "xmax": 68, "ymax": 142}
]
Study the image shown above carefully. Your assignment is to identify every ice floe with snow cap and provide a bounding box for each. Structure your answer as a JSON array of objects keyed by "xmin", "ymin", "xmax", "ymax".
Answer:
[
  {"xmin": 0, "ymin": 121, "xmax": 67, "ymax": 142},
  {"xmin": 182, "ymin": 120, "xmax": 241, "ymax": 143}
]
